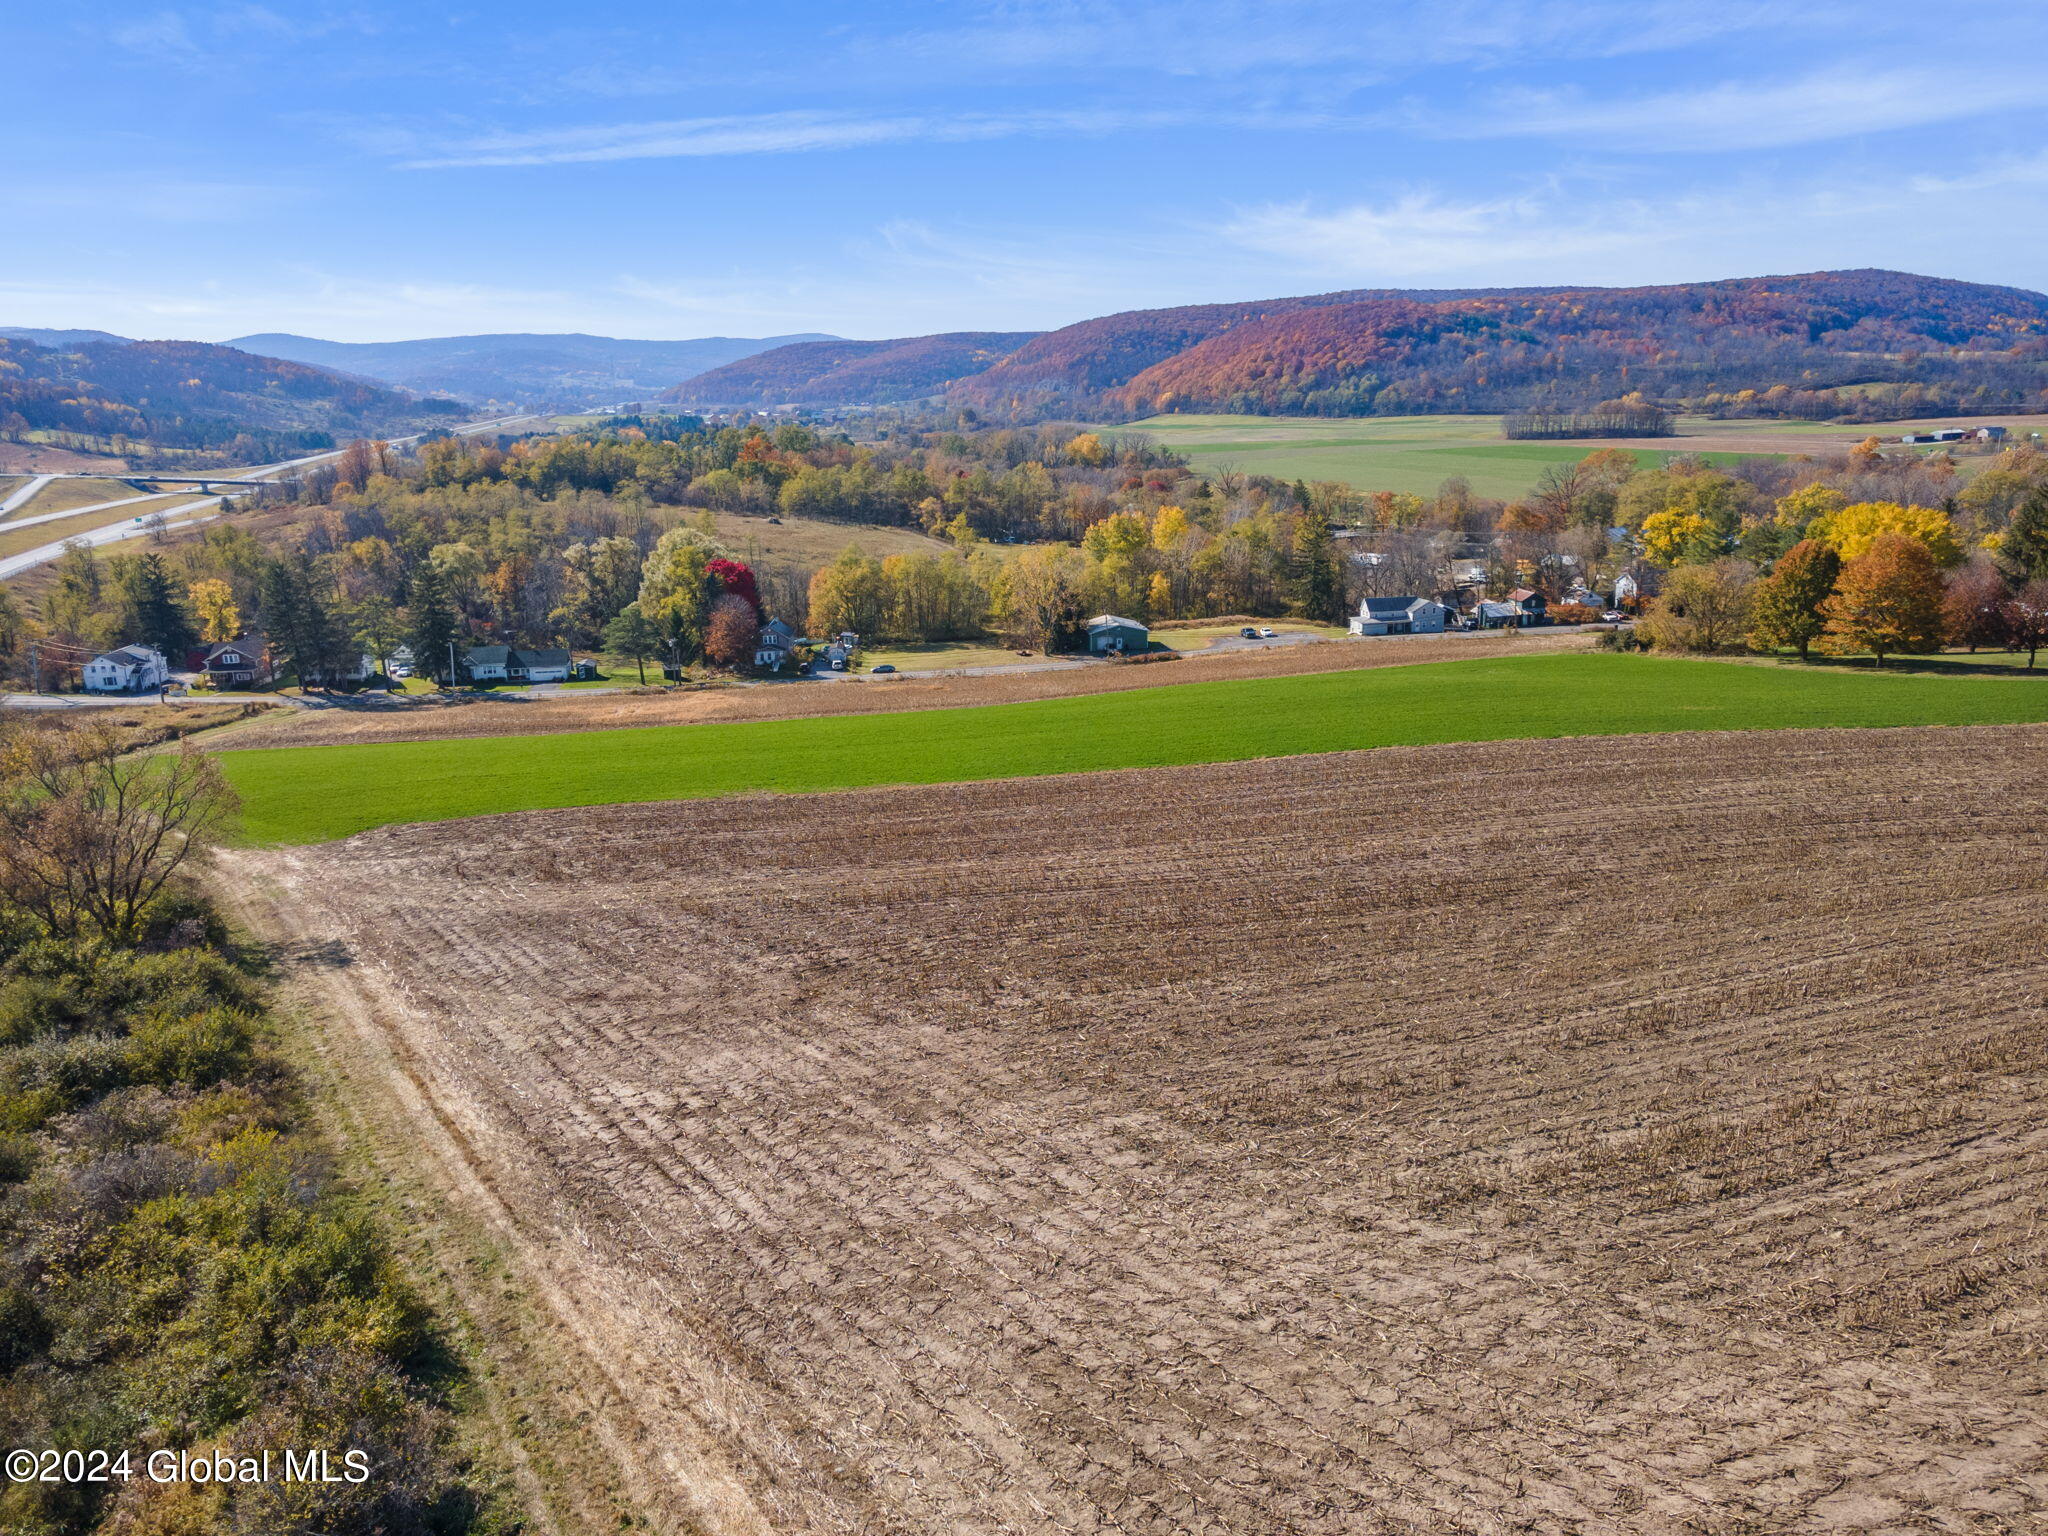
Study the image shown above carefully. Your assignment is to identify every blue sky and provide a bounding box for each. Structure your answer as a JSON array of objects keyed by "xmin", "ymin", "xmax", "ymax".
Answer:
[{"xmin": 10, "ymin": 0, "xmax": 2048, "ymax": 342}]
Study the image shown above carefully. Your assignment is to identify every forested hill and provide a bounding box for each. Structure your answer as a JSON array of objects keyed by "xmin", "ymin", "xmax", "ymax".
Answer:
[
  {"xmin": 1082, "ymin": 270, "xmax": 2048, "ymax": 421},
  {"xmin": 0, "ymin": 334, "xmax": 463, "ymax": 467},
  {"xmin": 661, "ymin": 270, "xmax": 2048, "ymax": 423},
  {"xmin": 232, "ymin": 330, "xmax": 838, "ymax": 407},
  {"xmin": 668, "ymin": 331, "xmax": 1043, "ymax": 408}
]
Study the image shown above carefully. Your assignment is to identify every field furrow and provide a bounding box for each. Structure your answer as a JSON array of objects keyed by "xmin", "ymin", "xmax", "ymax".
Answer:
[{"xmin": 241, "ymin": 724, "xmax": 2048, "ymax": 1533}]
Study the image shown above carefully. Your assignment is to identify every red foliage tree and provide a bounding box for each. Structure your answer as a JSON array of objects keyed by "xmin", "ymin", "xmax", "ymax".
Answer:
[{"xmin": 706, "ymin": 557, "xmax": 760, "ymax": 615}]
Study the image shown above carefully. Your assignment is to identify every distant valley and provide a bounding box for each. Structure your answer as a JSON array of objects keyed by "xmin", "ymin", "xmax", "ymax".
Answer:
[{"xmin": 227, "ymin": 330, "xmax": 839, "ymax": 408}]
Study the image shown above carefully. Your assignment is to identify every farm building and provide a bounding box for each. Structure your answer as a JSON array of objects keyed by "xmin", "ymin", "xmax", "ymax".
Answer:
[
  {"xmin": 465, "ymin": 645, "xmax": 572, "ymax": 683},
  {"xmin": 1085, "ymin": 614, "xmax": 1149, "ymax": 655},
  {"xmin": 1349, "ymin": 596, "xmax": 1450, "ymax": 636},
  {"xmin": 1474, "ymin": 600, "xmax": 1527, "ymax": 629},
  {"xmin": 82, "ymin": 644, "xmax": 168, "ymax": 693}
]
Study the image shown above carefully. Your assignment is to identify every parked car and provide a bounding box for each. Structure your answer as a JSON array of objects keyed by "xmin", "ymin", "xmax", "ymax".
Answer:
[
  {"xmin": 1602, "ymin": 610, "xmax": 1629, "ymax": 623},
  {"xmin": 1257, "ymin": 626, "xmax": 1276, "ymax": 638},
  {"xmin": 871, "ymin": 663, "xmax": 897, "ymax": 674},
  {"xmin": 830, "ymin": 658, "xmax": 847, "ymax": 671},
  {"xmin": 1239, "ymin": 627, "xmax": 1258, "ymax": 639}
]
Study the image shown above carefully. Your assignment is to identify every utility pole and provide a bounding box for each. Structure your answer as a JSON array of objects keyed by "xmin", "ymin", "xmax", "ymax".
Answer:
[
  {"xmin": 447, "ymin": 639, "xmax": 457, "ymax": 691},
  {"xmin": 27, "ymin": 640, "xmax": 38, "ymax": 695}
]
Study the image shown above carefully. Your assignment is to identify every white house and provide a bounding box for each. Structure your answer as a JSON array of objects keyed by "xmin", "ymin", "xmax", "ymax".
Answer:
[
  {"xmin": 82, "ymin": 644, "xmax": 168, "ymax": 693},
  {"xmin": 1349, "ymin": 597, "xmax": 1449, "ymax": 636}
]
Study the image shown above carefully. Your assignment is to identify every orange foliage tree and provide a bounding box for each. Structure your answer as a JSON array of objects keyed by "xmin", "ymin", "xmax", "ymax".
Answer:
[{"xmin": 1819, "ymin": 533, "xmax": 1947, "ymax": 666}]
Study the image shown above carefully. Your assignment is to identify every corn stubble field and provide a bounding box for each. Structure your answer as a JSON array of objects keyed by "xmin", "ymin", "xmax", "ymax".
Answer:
[{"xmin": 244, "ymin": 726, "xmax": 2048, "ymax": 1534}]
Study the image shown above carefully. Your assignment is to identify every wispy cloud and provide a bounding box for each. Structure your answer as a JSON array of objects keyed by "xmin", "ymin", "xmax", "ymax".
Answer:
[
  {"xmin": 391, "ymin": 105, "xmax": 1342, "ymax": 169},
  {"xmin": 1434, "ymin": 65, "xmax": 2048, "ymax": 152},
  {"xmin": 878, "ymin": 0, "xmax": 1826, "ymax": 79},
  {"xmin": 1223, "ymin": 189, "xmax": 1657, "ymax": 278}
]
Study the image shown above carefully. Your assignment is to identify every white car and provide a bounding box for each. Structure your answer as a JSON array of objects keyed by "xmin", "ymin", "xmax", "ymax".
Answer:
[
  {"xmin": 1602, "ymin": 610, "xmax": 1629, "ymax": 623},
  {"xmin": 1257, "ymin": 626, "xmax": 1277, "ymax": 638}
]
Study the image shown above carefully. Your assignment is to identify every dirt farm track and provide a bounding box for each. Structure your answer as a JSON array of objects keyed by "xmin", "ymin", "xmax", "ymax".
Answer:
[{"xmin": 231, "ymin": 725, "xmax": 2048, "ymax": 1535}]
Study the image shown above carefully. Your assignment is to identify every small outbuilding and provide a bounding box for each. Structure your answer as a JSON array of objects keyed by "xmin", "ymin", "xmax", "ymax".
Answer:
[
  {"xmin": 1085, "ymin": 614, "xmax": 1149, "ymax": 655},
  {"xmin": 83, "ymin": 644, "xmax": 168, "ymax": 693},
  {"xmin": 1349, "ymin": 596, "xmax": 1449, "ymax": 636}
]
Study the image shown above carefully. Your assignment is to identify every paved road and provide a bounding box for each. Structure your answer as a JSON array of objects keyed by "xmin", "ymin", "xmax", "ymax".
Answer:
[
  {"xmin": 0, "ymin": 474, "xmax": 55, "ymax": 515},
  {"xmin": 0, "ymin": 500, "xmax": 222, "ymax": 580},
  {"xmin": 1, "ymin": 488, "xmax": 189, "ymax": 535},
  {"xmin": 0, "ymin": 412, "xmax": 539, "ymax": 581}
]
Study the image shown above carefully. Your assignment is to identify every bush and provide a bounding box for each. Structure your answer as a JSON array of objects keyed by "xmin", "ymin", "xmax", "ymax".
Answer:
[{"xmin": 124, "ymin": 1009, "xmax": 256, "ymax": 1090}]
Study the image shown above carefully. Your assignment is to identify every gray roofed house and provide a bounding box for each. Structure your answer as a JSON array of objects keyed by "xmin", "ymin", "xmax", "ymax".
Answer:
[
  {"xmin": 753, "ymin": 618, "xmax": 797, "ymax": 670},
  {"xmin": 1350, "ymin": 596, "xmax": 1449, "ymax": 636},
  {"xmin": 465, "ymin": 645, "xmax": 572, "ymax": 683}
]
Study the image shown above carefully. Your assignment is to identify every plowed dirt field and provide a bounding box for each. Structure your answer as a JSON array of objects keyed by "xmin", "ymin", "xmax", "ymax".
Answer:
[{"xmin": 234, "ymin": 725, "xmax": 2048, "ymax": 1535}]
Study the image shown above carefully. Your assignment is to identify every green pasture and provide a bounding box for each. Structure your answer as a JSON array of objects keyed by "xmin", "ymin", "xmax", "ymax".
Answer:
[
  {"xmin": 1114, "ymin": 413, "xmax": 1786, "ymax": 497},
  {"xmin": 216, "ymin": 653, "xmax": 2048, "ymax": 845}
]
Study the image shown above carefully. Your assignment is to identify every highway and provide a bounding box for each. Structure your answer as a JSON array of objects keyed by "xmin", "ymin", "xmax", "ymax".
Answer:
[
  {"xmin": 0, "ymin": 412, "xmax": 539, "ymax": 582},
  {"xmin": 0, "ymin": 474, "xmax": 55, "ymax": 515}
]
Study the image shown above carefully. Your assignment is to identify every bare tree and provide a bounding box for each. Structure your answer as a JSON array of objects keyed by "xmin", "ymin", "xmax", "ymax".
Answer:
[{"xmin": 0, "ymin": 721, "xmax": 237, "ymax": 940}]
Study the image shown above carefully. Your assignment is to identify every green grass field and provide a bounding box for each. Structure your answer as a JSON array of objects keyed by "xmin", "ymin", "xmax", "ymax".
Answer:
[
  {"xmin": 216, "ymin": 653, "xmax": 2048, "ymax": 845},
  {"xmin": 1115, "ymin": 414, "xmax": 1798, "ymax": 498}
]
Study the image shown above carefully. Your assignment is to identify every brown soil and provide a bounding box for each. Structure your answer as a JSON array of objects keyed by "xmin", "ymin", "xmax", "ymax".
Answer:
[
  {"xmin": 213, "ymin": 630, "xmax": 1591, "ymax": 749},
  {"xmin": 232, "ymin": 725, "xmax": 2048, "ymax": 1533}
]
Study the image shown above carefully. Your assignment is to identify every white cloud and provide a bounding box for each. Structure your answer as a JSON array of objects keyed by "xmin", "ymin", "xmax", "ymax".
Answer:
[
  {"xmin": 1213, "ymin": 161, "xmax": 2048, "ymax": 293},
  {"xmin": 1437, "ymin": 65, "xmax": 2048, "ymax": 152},
  {"xmin": 392, "ymin": 105, "xmax": 1336, "ymax": 169},
  {"xmin": 1222, "ymin": 189, "xmax": 1659, "ymax": 278}
]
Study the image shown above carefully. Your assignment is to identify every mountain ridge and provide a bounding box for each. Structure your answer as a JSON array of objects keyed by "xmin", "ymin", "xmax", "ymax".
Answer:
[{"xmin": 668, "ymin": 269, "xmax": 2048, "ymax": 423}]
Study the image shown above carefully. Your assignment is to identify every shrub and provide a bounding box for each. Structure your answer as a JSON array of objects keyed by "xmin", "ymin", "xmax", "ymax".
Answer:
[{"xmin": 124, "ymin": 1009, "xmax": 256, "ymax": 1090}]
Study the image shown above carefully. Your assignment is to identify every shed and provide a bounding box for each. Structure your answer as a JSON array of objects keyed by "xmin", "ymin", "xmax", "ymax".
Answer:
[{"xmin": 1085, "ymin": 614, "xmax": 1149, "ymax": 655}]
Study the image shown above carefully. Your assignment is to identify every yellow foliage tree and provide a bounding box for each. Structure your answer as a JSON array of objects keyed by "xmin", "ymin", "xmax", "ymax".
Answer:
[
  {"xmin": 1808, "ymin": 501, "xmax": 1962, "ymax": 566},
  {"xmin": 1065, "ymin": 432, "xmax": 1106, "ymax": 467},
  {"xmin": 1640, "ymin": 510, "xmax": 1721, "ymax": 566},
  {"xmin": 1150, "ymin": 504, "xmax": 1192, "ymax": 552},
  {"xmin": 187, "ymin": 579, "xmax": 240, "ymax": 643},
  {"xmin": 1772, "ymin": 483, "xmax": 1847, "ymax": 530},
  {"xmin": 1146, "ymin": 570, "xmax": 1173, "ymax": 619}
]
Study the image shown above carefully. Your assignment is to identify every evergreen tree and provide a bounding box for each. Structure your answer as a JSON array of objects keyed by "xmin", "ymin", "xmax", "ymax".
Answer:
[
  {"xmin": 602, "ymin": 602, "xmax": 661, "ymax": 685},
  {"xmin": 404, "ymin": 561, "xmax": 463, "ymax": 686},
  {"xmin": 258, "ymin": 558, "xmax": 310, "ymax": 683},
  {"xmin": 1289, "ymin": 509, "xmax": 1345, "ymax": 623},
  {"xmin": 124, "ymin": 553, "xmax": 196, "ymax": 658},
  {"xmin": 2002, "ymin": 485, "xmax": 2048, "ymax": 580}
]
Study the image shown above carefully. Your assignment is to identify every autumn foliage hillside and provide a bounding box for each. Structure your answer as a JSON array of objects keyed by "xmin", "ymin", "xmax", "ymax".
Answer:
[
  {"xmin": 0, "ymin": 334, "xmax": 462, "ymax": 465},
  {"xmin": 1101, "ymin": 271, "xmax": 2048, "ymax": 419},
  {"xmin": 669, "ymin": 331, "xmax": 1041, "ymax": 408},
  {"xmin": 660, "ymin": 269, "xmax": 2048, "ymax": 423}
]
